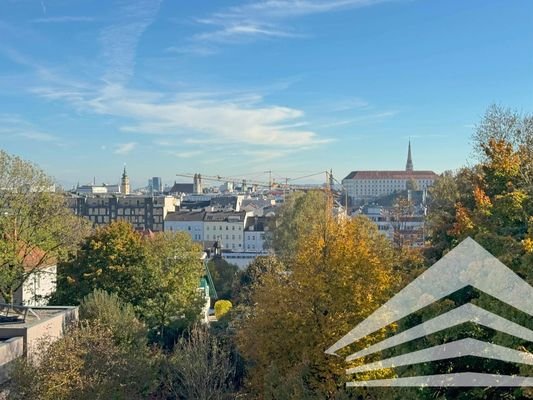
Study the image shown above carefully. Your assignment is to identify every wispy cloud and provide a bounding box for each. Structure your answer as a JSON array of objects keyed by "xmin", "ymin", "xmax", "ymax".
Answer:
[
  {"xmin": 187, "ymin": 0, "xmax": 395, "ymax": 46},
  {"xmin": 193, "ymin": 23, "xmax": 305, "ymax": 44},
  {"xmin": 112, "ymin": 91, "xmax": 329, "ymax": 146},
  {"xmin": 100, "ymin": 0, "xmax": 162, "ymax": 84},
  {"xmin": 114, "ymin": 142, "xmax": 137, "ymax": 154},
  {"xmin": 32, "ymin": 16, "xmax": 95, "ymax": 23},
  {"xmin": 166, "ymin": 150, "xmax": 205, "ymax": 158}
]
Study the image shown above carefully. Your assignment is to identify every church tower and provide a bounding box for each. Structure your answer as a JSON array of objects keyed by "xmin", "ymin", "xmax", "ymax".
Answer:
[
  {"xmin": 405, "ymin": 140, "xmax": 414, "ymax": 172},
  {"xmin": 121, "ymin": 166, "xmax": 130, "ymax": 195}
]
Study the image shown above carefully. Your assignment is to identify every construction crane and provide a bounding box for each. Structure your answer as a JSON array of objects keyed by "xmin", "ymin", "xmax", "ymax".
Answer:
[
  {"xmin": 176, "ymin": 173, "xmax": 274, "ymax": 190},
  {"xmin": 176, "ymin": 170, "xmax": 343, "ymax": 194}
]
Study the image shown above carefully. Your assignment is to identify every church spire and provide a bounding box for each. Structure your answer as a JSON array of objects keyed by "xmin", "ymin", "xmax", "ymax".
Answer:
[
  {"xmin": 406, "ymin": 140, "xmax": 413, "ymax": 172},
  {"xmin": 121, "ymin": 164, "xmax": 130, "ymax": 195}
]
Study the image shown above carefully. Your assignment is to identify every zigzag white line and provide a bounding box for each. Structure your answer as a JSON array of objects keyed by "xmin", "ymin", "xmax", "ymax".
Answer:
[
  {"xmin": 347, "ymin": 373, "xmax": 533, "ymax": 387},
  {"xmin": 346, "ymin": 338, "xmax": 533, "ymax": 374},
  {"xmin": 346, "ymin": 303, "xmax": 533, "ymax": 361}
]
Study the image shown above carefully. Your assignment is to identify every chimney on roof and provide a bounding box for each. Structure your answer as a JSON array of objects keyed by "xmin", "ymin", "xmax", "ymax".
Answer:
[{"xmin": 406, "ymin": 140, "xmax": 413, "ymax": 172}]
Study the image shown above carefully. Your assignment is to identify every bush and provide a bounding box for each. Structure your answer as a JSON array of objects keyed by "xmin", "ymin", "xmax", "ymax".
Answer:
[
  {"xmin": 214, "ymin": 300, "xmax": 232, "ymax": 320},
  {"xmin": 159, "ymin": 324, "xmax": 235, "ymax": 400},
  {"xmin": 79, "ymin": 289, "xmax": 147, "ymax": 351},
  {"xmin": 8, "ymin": 321, "xmax": 155, "ymax": 400}
]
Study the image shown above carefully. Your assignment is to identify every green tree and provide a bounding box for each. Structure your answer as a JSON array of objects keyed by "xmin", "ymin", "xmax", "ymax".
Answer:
[
  {"xmin": 232, "ymin": 255, "xmax": 286, "ymax": 307},
  {"xmin": 0, "ymin": 150, "xmax": 90, "ymax": 303},
  {"xmin": 267, "ymin": 190, "xmax": 328, "ymax": 258},
  {"xmin": 51, "ymin": 221, "xmax": 147, "ymax": 306},
  {"xmin": 406, "ymin": 178, "xmax": 419, "ymax": 191},
  {"xmin": 53, "ymin": 224, "xmax": 205, "ymax": 344},
  {"xmin": 140, "ymin": 231, "xmax": 205, "ymax": 343},
  {"xmin": 207, "ymin": 257, "xmax": 239, "ymax": 300}
]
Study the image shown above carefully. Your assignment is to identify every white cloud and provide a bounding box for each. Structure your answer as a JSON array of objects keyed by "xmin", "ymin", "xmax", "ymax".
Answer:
[
  {"xmin": 114, "ymin": 142, "xmax": 137, "ymax": 154},
  {"xmin": 51, "ymin": 84, "xmax": 331, "ymax": 147}
]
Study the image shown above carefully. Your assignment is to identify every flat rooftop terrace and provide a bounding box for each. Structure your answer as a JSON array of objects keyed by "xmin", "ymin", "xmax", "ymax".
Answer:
[{"xmin": 0, "ymin": 305, "xmax": 78, "ymax": 342}]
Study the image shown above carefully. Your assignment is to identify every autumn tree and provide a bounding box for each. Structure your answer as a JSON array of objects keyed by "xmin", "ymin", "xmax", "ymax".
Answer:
[
  {"xmin": 422, "ymin": 105, "xmax": 533, "ymax": 400},
  {"xmin": 428, "ymin": 106, "xmax": 533, "ymax": 271},
  {"xmin": 8, "ymin": 321, "xmax": 155, "ymax": 400},
  {"xmin": 237, "ymin": 213, "xmax": 400, "ymax": 398},
  {"xmin": 0, "ymin": 149, "xmax": 90, "ymax": 303}
]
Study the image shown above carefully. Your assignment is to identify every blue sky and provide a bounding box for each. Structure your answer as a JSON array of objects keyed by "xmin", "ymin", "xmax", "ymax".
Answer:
[{"xmin": 1, "ymin": 0, "xmax": 532, "ymax": 188}]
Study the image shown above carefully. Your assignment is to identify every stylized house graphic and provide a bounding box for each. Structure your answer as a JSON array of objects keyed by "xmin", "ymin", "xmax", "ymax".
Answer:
[{"xmin": 326, "ymin": 237, "xmax": 533, "ymax": 387}]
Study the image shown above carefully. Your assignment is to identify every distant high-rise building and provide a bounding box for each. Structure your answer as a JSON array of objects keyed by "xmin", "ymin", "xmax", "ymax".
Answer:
[
  {"xmin": 149, "ymin": 177, "xmax": 162, "ymax": 194},
  {"xmin": 121, "ymin": 166, "xmax": 130, "ymax": 195}
]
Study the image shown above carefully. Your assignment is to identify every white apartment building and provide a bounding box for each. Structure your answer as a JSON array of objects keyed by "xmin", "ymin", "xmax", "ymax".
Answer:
[
  {"xmin": 164, "ymin": 211, "xmax": 206, "ymax": 241},
  {"xmin": 204, "ymin": 211, "xmax": 248, "ymax": 251},
  {"xmin": 343, "ymin": 142, "xmax": 438, "ymax": 203},
  {"xmin": 244, "ymin": 216, "xmax": 268, "ymax": 252},
  {"xmin": 343, "ymin": 171, "xmax": 437, "ymax": 201},
  {"xmin": 221, "ymin": 251, "xmax": 263, "ymax": 270},
  {"xmin": 358, "ymin": 204, "xmax": 426, "ymax": 247}
]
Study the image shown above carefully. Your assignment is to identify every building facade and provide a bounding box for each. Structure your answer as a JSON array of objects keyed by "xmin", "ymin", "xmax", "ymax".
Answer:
[
  {"xmin": 244, "ymin": 216, "xmax": 268, "ymax": 252},
  {"xmin": 203, "ymin": 211, "xmax": 248, "ymax": 251},
  {"xmin": 149, "ymin": 177, "xmax": 163, "ymax": 194},
  {"xmin": 343, "ymin": 142, "xmax": 438, "ymax": 204},
  {"xmin": 67, "ymin": 194, "xmax": 177, "ymax": 231},
  {"xmin": 164, "ymin": 210, "xmax": 205, "ymax": 241}
]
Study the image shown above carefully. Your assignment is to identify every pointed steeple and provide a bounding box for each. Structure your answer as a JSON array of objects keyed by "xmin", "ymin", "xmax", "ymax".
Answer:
[
  {"xmin": 406, "ymin": 140, "xmax": 413, "ymax": 172},
  {"xmin": 121, "ymin": 164, "xmax": 130, "ymax": 195}
]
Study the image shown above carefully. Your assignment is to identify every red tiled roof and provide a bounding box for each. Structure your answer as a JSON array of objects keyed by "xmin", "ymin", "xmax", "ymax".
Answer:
[
  {"xmin": 343, "ymin": 170, "xmax": 438, "ymax": 180},
  {"xmin": 17, "ymin": 244, "xmax": 57, "ymax": 272}
]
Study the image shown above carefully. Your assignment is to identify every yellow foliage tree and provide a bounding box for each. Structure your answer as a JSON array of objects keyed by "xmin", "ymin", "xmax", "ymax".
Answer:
[{"xmin": 237, "ymin": 213, "xmax": 401, "ymax": 398}]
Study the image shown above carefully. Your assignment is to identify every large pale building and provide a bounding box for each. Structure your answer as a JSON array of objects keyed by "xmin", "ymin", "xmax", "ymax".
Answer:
[
  {"xmin": 343, "ymin": 142, "xmax": 438, "ymax": 203},
  {"xmin": 67, "ymin": 194, "xmax": 178, "ymax": 231}
]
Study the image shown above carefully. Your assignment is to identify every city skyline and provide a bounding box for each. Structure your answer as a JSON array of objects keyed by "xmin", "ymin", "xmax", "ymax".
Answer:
[{"xmin": 1, "ymin": 0, "xmax": 532, "ymax": 188}]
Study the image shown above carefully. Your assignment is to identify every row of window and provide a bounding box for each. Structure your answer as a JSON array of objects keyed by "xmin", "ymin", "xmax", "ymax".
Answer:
[
  {"xmin": 206, "ymin": 225, "xmax": 242, "ymax": 231},
  {"xmin": 206, "ymin": 234, "xmax": 242, "ymax": 240}
]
